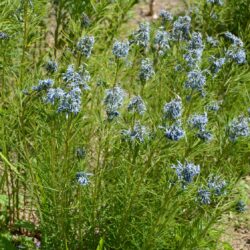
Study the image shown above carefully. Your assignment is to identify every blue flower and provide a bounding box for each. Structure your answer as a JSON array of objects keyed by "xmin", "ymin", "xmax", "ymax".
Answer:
[
  {"xmin": 139, "ymin": 58, "xmax": 154, "ymax": 81},
  {"xmin": 172, "ymin": 16, "xmax": 191, "ymax": 41},
  {"xmin": 198, "ymin": 189, "xmax": 211, "ymax": 204},
  {"xmin": 44, "ymin": 87, "xmax": 65, "ymax": 104},
  {"xmin": 128, "ymin": 96, "xmax": 146, "ymax": 115},
  {"xmin": 236, "ymin": 200, "xmax": 247, "ymax": 213},
  {"xmin": 76, "ymin": 35, "xmax": 95, "ymax": 58},
  {"xmin": 159, "ymin": 10, "xmax": 173, "ymax": 24},
  {"xmin": 188, "ymin": 32, "xmax": 204, "ymax": 51},
  {"xmin": 175, "ymin": 64, "xmax": 182, "ymax": 72},
  {"xmin": 45, "ymin": 60, "xmax": 58, "ymax": 73},
  {"xmin": 154, "ymin": 29, "xmax": 170, "ymax": 55},
  {"xmin": 210, "ymin": 57, "xmax": 226, "ymax": 75},
  {"xmin": 0, "ymin": 32, "xmax": 9, "ymax": 40},
  {"xmin": 184, "ymin": 32, "xmax": 204, "ymax": 67},
  {"xmin": 132, "ymin": 22, "xmax": 150, "ymax": 48},
  {"xmin": 76, "ymin": 172, "xmax": 92, "ymax": 186},
  {"xmin": 185, "ymin": 69, "xmax": 206, "ymax": 92},
  {"xmin": 81, "ymin": 13, "xmax": 91, "ymax": 27},
  {"xmin": 62, "ymin": 64, "xmax": 75, "ymax": 82},
  {"xmin": 22, "ymin": 89, "xmax": 30, "ymax": 95},
  {"xmin": 206, "ymin": 36, "xmax": 219, "ymax": 47},
  {"xmin": 57, "ymin": 87, "xmax": 82, "ymax": 116},
  {"xmin": 32, "ymin": 79, "xmax": 54, "ymax": 91},
  {"xmin": 183, "ymin": 50, "xmax": 203, "ymax": 67},
  {"xmin": 225, "ymin": 32, "xmax": 243, "ymax": 47},
  {"xmin": 226, "ymin": 48, "xmax": 246, "ymax": 64},
  {"xmin": 76, "ymin": 148, "xmax": 86, "ymax": 159},
  {"xmin": 210, "ymin": 13, "xmax": 218, "ymax": 20},
  {"xmin": 62, "ymin": 65, "xmax": 91, "ymax": 90},
  {"xmin": 206, "ymin": 101, "xmax": 221, "ymax": 112},
  {"xmin": 229, "ymin": 116, "xmax": 249, "ymax": 141},
  {"xmin": 104, "ymin": 87, "xmax": 126, "ymax": 120},
  {"xmin": 197, "ymin": 130, "xmax": 213, "ymax": 141},
  {"xmin": 112, "ymin": 40, "xmax": 130, "ymax": 58},
  {"xmin": 224, "ymin": 32, "xmax": 246, "ymax": 64},
  {"xmin": 188, "ymin": 113, "xmax": 208, "ymax": 131},
  {"xmin": 206, "ymin": 0, "xmax": 224, "ymax": 6},
  {"xmin": 165, "ymin": 121, "xmax": 185, "ymax": 141},
  {"xmin": 121, "ymin": 121, "xmax": 149, "ymax": 143},
  {"xmin": 172, "ymin": 161, "xmax": 200, "ymax": 185},
  {"xmin": 163, "ymin": 98, "xmax": 182, "ymax": 119},
  {"xmin": 198, "ymin": 175, "xmax": 227, "ymax": 205},
  {"xmin": 207, "ymin": 175, "xmax": 227, "ymax": 195}
]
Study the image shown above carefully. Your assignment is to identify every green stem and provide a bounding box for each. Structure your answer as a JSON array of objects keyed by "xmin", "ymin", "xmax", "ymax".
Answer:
[
  {"xmin": 113, "ymin": 58, "xmax": 120, "ymax": 87},
  {"xmin": 20, "ymin": 0, "xmax": 28, "ymax": 87},
  {"xmin": 0, "ymin": 153, "xmax": 22, "ymax": 178},
  {"xmin": 142, "ymin": 187, "xmax": 179, "ymax": 249}
]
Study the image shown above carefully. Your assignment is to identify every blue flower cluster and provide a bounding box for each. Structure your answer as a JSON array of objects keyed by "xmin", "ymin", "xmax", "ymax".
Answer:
[
  {"xmin": 112, "ymin": 40, "xmax": 130, "ymax": 58},
  {"xmin": 159, "ymin": 10, "xmax": 173, "ymax": 24},
  {"xmin": 121, "ymin": 121, "xmax": 149, "ymax": 143},
  {"xmin": 45, "ymin": 87, "xmax": 82, "ymax": 116},
  {"xmin": 62, "ymin": 65, "xmax": 90, "ymax": 90},
  {"xmin": 236, "ymin": 200, "xmax": 247, "ymax": 213},
  {"xmin": 57, "ymin": 87, "xmax": 82, "ymax": 115},
  {"xmin": 206, "ymin": 101, "xmax": 221, "ymax": 112},
  {"xmin": 163, "ymin": 98, "xmax": 185, "ymax": 141},
  {"xmin": 188, "ymin": 32, "xmax": 204, "ymax": 51},
  {"xmin": 76, "ymin": 147, "xmax": 86, "ymax": 159},
  {"xmin": 127, "ymin": 96, "xmax": 146, "ymax": 115},
  {"xmin": 0, "ymin": 31, "xmax": 9, "ymax": 40},
  {"xmin": 206, "ymin": 36, "xmax": 218, "ymax": 47},
  {"xmin": 226, "ymin": 48, "xmax": 246, "ymax": 64},
  {"xmin": 76, "ymin": 35, "xmax": 95, "ymax": 58},
  {"xmin": 196, "ymin": 130, "xmax": 213, "ymax": 141},
  {"xmin": 207, "ymin": 175, "xmax": 227, "ymax": 195},
  {"xmin": 32, "ymin": 79, "xmax": 54, "ymax": 91},
  {"xmin": 139, "ymin": 58, "xmax": 154, "ymax": 81},
  {"xmin": 198, "ymin": 175, "xmax": 227, "ymax": 205},
  {"xmin": 206, "ymin": 0, "xmax": 224, "ymax": 6},
  {"xmin": 163, "ymin": 98, "xmax": 182, "ymax": 119},
  {"xmin": 225, "ymin": 32, "xmax": 243, "ymax": 47},
  {"xmin": 132, "ymin": 22, "xmax": 150, "ymax": 48},
  {"xmin": 184, "ymin": 32, "xmax": 204, "ymax": 67},
  {"xmin": 175, "ymin": 64, "xmax": 182, "ymax": 72},
  {"xmin": 165, "ymin": 121, "xmax": 185, "ymax": 141},
  {"xmin": 188, "ymin": 113, "xmax": 208, "ymax": 131},
  {"xmin": 104, "ymin": 86, "xmax": 126, "ymax": 120},
  {"xmin": 45, "ymin": 60, "xmax": 58, "ymax": 74},
  {"xmin": 76, "ymin": 172, "xmax": 92, "ymax": 186},
  {"xmin": 44, "ymin": 87, "xmax": 65, "ymax": 104},
  {"xmin": 225, "ymin": 32, "xmax": 246, "ymax": 64},
  {"xmin": 81, "ymin": 13, "xmax": 91, "ymax": 27},
  {"xmin": 197, "ymin": 189, "xmax": 211, "ymax": 204},
  {"xmin": 209, "ymin": 56, "xmax": 226, "ymax": 76},
  {"xmin": 172, "ymin": 161, "xmax": 200, "ymax": 186},
  {"xmin": 229, "ymin": 116, "xmax": 249, "ymax": 141},
  {"xmin": 189, "ymin": 113, "xmax": 212, "ymax": 141},
  {"xmin": 154, "ymin": 29, "xmax": 170, "ymax": 55},
  {"xmin": 185, "ymin": 69, "xmax": 206, "ymax": 93},
  {"xmin": 41, "ymin": 63, "xmax": 92, "ymax": 116},
  {"xmin": 172, "ymin": 15, "xmax": 191, "ymax": 41}
]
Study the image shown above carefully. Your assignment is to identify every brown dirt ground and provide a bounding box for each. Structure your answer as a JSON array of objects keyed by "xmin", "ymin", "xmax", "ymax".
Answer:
[{"xmin": 220, "ymin": 177, "xmax": 250, "ymax": 250}]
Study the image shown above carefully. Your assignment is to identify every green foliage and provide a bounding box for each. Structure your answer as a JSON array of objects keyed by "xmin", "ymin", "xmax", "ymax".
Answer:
[
  {"xmin": 0, "ymin": 0, "xmax": 249, "ymax": 249},
  {"xmin": 189, "ymin": 0, "xmax": 250, "ymax": 47}
]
